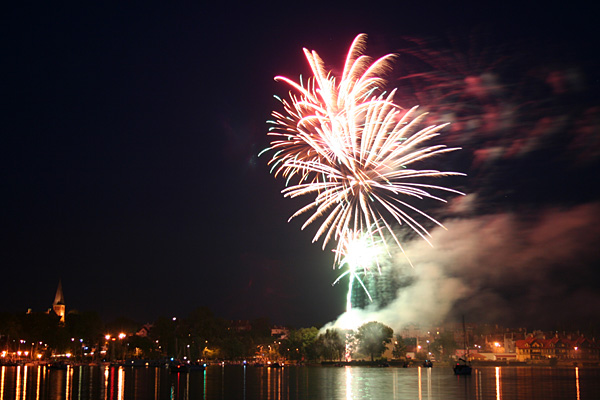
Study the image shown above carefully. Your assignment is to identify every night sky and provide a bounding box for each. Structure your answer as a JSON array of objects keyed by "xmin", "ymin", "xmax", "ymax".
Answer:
[{"xmin": 3, "ymin": 3, "xmax": 599, "ymax": 331}]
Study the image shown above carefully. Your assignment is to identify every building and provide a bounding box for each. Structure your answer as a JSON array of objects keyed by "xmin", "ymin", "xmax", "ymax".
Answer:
[
  {"xmin": 271, "ymin": 326, "xmax": 289, "ymax": 340},
  {"xmin": 136, "ymin": 324, "xmax": 154, "ymax": 337},
  {"xmin": 515, "ymin": 334, "xmax": 599, "ymax": 361},
  {"xmin": 52, "ymin": 280, "xmax": 66, "ymax": 323},
  {"xmin": 231, "ymin": 320, "xmax": 252, "ymax": 332}
]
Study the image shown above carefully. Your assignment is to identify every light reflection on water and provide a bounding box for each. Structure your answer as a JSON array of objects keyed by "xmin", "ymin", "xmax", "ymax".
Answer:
[
  {"xmin": 345, "ymin": 366, "xmax": 352, "ymax": 400},
  {"xmin": 0, "ymin": 364, "xmax": 598, "ymax": 399},
  {"xmin": 495, "ymin": 366, "xmax": 501, "ymax": 400},
  {"xmin": 576, "ymin": 367, "xmax": 580, "ymax": 400}
]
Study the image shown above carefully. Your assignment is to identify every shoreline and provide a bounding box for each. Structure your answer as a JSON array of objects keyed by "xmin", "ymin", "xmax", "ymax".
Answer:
[{"xmin": 2, "ymin": 359, "xmax": 598, "ymax": 368}]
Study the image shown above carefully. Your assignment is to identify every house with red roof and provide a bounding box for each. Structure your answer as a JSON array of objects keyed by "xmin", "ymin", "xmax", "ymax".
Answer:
[{"xmin": 515, "ymin": 334, "xmax": 599, "ymax": 361}]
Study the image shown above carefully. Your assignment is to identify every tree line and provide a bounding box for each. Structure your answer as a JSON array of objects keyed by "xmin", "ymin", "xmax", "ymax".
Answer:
[{"xmin": 0, "ymin": 308, "xmax": 457, "ymax": 362}]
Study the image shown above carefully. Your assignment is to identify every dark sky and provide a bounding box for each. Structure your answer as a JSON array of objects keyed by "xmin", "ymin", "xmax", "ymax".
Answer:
[{"xmin": 3, "ymin": 3, "xmax": 599, "ymax": 330}]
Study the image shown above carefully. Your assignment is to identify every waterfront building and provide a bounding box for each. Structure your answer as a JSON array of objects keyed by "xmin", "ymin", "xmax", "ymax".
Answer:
[{"xmin": 515, "ymin": 334, "xmax": 599, "ymax": 361}]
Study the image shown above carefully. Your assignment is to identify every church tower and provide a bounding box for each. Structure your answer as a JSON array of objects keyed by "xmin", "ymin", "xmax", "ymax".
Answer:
[{"xmin": 53, "ymin": 280, "xmax": 66, "ymax": 323}]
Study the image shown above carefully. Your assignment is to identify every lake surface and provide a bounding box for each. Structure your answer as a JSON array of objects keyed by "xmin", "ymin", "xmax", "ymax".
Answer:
[{"xmin": 1, "ymin": 364, "xmax": 599, "ymax": 399}]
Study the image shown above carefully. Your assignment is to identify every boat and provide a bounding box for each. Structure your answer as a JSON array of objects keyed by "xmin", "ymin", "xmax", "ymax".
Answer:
[
  {"xmin": 188, "ymin": 363, "xmax": 205, "ymax": 371},
  {"xmin": 453, "ymin": 358, "xmax": 472, "ymax": 375},
  {"xmin": 453, "ymin": 316, "xmax": 472, "ymax": 375},
  {"xmin": 423, "ymin": 360, "xmax": 433, "ymax": 368},
  {"xmin": 125, "ymin": 359, "xmax": 148, "ymax": 367},
  {"xmin": 169, "ymin": 362, "xmax": 189, "ymax": 373},
  {"xmin": 47, "ymin": 361, "xmax": 68, "ymax": 370}
]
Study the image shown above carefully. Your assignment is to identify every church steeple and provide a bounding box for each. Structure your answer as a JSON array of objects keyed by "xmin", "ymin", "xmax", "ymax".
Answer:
[{"xmin": 53, "ymin": 280, "xmax": 65, "ymax": 323}]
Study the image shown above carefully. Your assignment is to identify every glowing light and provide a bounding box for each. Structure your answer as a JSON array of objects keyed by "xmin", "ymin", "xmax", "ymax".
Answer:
[
  {"xmin": 15, "ymin": 365, "xmax": 20, "ymax": 400},
  {"xmin": 345, "ymin": 366, "xmax": 353, "ymax": 400},
  {"xmin": 264, "ymin": 33, "xmax": 463, "ymax": 321},
  {"xmin": 332, "ymin": 227, "xmax": 385, "ymax": 310},
  {"xmin": 264, "ymin": 33, "xmax": 464, "ymax": 262},
  {"xmin": 418, "ymin": 366, "xmax": 422, "ymax": 400},
  {"xmin": 36, "ymin": 364, "xmax": 41, "ymax": 399},
  {"xmin": 265, "ymin": 34, "xmax": 462, "ymax": 313},
  {"xmin": 117, "ymin": 366, "xmax": 124, "ymax": 400},
  {"xmin": 23, "ymin": 365, "xmax": 28, "ymax": 398},
  {"xmin": 118, "ymin": 333, "xmax": 126, "ymax": 340},
  {"xmin": 495, "ymin": 367, "xmax": 501, "ymax": 400},
  {"xmin": 1, "ymin": 366, "xmax": 5, "ymax": 399},
  {"xmin": 575, "ymin": 367, "xmax": 580, "ymax": 400}
]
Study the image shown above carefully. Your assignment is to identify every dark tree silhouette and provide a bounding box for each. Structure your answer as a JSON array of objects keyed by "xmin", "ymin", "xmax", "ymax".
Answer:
[{"xmin": 356, "ymin": 321, "xmax": 393, "ymax": 361}]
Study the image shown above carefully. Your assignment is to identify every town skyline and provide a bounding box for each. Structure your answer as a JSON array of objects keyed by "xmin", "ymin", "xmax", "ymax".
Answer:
[
  {"xmin": 2, "ymin": 299, "xmax": 598, "ymax": 365},
  {"xmin": 7, "ymin": 279, "xmax": 600, "ymax": 336}
]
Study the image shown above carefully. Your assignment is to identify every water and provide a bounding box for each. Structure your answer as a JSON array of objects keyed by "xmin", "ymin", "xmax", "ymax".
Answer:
[{"xmin": 1, "ymin": 364, "xmax": 599, "ymax": 399}]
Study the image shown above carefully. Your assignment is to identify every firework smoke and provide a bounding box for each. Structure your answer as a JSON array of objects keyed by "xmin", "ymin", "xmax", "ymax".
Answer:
[{"xmin": 327, "ymin": 199, "xmax": 600, "ymax": 332}]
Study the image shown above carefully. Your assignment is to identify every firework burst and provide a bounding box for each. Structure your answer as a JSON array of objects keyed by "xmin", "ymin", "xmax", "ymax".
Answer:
[
  {"xmin": 263, "ymin": 34, "xmax": 464, "ymax": 265},
  {"xmin": 332, "ymin": 228, "xmax": 385, "ymax": 311}
]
